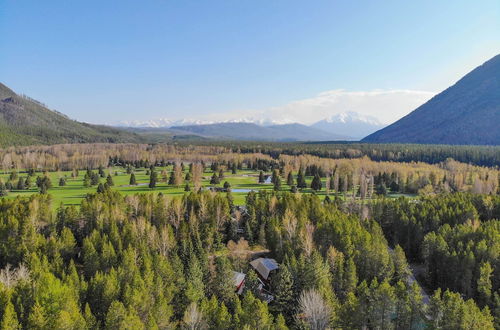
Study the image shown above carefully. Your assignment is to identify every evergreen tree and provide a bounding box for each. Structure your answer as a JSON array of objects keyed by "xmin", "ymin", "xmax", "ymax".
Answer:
[
  {"xmin": 258, "ymin": 171, "xmax": 265, "ymax": 184},
  {"xmin": 129, "ymin": 173, "xmax": 137, "ymax": 185},
  {"xmin": 105, "ymin": 301, "xmax": 143, "ymax": 330},
  {"xmin": 274, "ymin": 176, "xmax": 281, "ymax": 191},
  {"xmin": 83, "ymin": 174, "xmax": 91, "ymax": 188},
  {"xmin": 210, "ymin": 173, "xmax": 220, "ymax": 185},
  {"xmin": 477, "ymin": 261, "xmax": 493, "ymax": 306},
  {"xmin": 16, "ymin": 177, "xmax": 25, "ymax": 190},
  {"xmin": 24, "ymin": 176, "xmax": 32, "ymax": 189},
  {"xmin": 243, "ymin": 269, "xmax": 261, "ymax": 297},
  {"xmin": 376, "ymin": 183, "xmax": 388, "ymax": 196},
  {"xmin": 149, "ymin": 170, "xmax": 158, "ymax": 189},
  {"xmin": 97, "ymin": 183, "xmax": 106, "ymax": 193},
  {"xmin": 106, "ymin": 174, "xmax": 114, "ymax": 186},
  {"xmin": 297, "ymin": 170, "xmax": 307, "ymax": 189},
  {"xmin": 271, "ymin": 266, "xmax": 295, "ymax": 321},
  {"xmin": 98, "ymin": 165, "xmax": 105, "ymax": 178},
  {"xmin": 311, "ymin": 174, "xmax": 322, "ymax": 191},
  {"xmin": 1, "ymin": 300, "xmax": 21, "ymax": 330},
  {"xmin": 0, "ymin": 180, "xmax": 7, "ymax": 196}
]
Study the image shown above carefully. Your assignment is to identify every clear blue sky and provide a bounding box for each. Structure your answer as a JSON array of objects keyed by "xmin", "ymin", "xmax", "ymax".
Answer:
[{"xmin": 1, "ymin": 0, "xmax": 499, "ymax": 123}]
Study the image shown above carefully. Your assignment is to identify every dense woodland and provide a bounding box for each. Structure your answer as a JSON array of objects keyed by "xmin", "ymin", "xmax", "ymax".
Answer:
[
  {"xmin": 0, "ymin": 143, "xmax": 498, "ymax": 329},
  {"xmin": 194, "ymin": 141, "xmax": 500, "ymax": 167}
]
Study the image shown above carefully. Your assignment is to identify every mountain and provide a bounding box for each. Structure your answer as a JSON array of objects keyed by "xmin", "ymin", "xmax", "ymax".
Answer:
[
  {"xmin": 311, "ymin": 112, "xmax": 385, "ymax": 139},
  {"xmin": 168, "ymin": 122, "xmax": 352, "ymax": 141},
  {"xmin": 116, "ymin": 117, "xmax": 297, "ymax": 128},
  {"xmin": 363, "ymin": 54, "xmax": 500, "ymax": 145},
  {"xmin": 0, "ymin": 82, "xmax": 143, "ymax": 147},
  {"xmin": 117, "ymin": 111, "xmax": 381, "ymax": 140}
]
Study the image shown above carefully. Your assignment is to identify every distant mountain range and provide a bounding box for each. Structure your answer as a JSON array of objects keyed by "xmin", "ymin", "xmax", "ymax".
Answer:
[
  {"xmin": 364, "ymin": 54, "xmax": 500, "ymax": 145},
  {"xmin": 0, "ymin": 83, "xmax": 143, "ymax": 147},
  {"xmin": 168, "ymin": 122, "xmax": 351, "ymax": 141},
  {"xmin": 117, "ymin": 111, "xmax": 385, "ymax": 141}
]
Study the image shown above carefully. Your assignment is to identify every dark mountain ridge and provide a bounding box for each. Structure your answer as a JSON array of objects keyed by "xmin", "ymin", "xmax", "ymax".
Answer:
[{"xmin": 363, "ymin": 54, "xmax": 500, "ymax": 145}]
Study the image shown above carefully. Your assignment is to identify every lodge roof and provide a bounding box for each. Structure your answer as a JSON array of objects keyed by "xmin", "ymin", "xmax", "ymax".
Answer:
[{"xmin": 250, "ymin": 258, "xmax": 278, "ymax": 280}]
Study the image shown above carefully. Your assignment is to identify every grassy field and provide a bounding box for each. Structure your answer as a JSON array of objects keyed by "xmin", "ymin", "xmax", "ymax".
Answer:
[{"xmin": 0, "ymin": 166, "xmax": 412, "ymax": 209}]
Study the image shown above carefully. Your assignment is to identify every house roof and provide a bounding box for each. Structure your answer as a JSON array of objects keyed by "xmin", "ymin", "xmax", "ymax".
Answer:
[
  {"xmin": 250, "ymin": 258, "xmax": 278, "ymax": 280},
  {"xmin": 232, "ymin": 271, "xmax": 246, "ymax": 287}
]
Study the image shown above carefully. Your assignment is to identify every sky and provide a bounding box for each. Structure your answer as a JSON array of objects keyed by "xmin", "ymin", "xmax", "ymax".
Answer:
[{"xmin": 1, "ymin": 0, "xmax": 499, "ymax": 125}]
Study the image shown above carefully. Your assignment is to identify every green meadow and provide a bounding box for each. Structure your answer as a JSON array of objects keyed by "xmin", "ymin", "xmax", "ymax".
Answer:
[{"xmin": 0, "ymin": 166, "xmax": 411, "ymax": 209}]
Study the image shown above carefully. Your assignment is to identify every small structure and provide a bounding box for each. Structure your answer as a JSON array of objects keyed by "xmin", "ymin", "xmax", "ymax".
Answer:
[
  {"xmin": 232, "ymin": 271, "xmax": 246, "ymax": 295},
  {"xmin": 250, "ymin": 258, "xmax": 279, "ymax": 281}
]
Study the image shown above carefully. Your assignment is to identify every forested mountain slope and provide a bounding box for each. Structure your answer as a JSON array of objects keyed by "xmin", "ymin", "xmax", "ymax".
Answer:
[
  {"xmin": 0, "ymin": 83, "xmax": 143, "ymax": 147},
  {"xmin": 363, "ymin": 54, "xmax": 500, "ymax": 145}
]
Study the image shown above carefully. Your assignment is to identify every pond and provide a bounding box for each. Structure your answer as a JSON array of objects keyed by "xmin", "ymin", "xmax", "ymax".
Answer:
[{"xmin": 231, "ymin": 188, "xmax": 254, "ymax": 193}]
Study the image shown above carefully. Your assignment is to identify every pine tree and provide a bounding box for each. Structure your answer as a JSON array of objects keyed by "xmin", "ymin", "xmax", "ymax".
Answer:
[
  {"xmin": 129, "ymin": 173, "xmax": 137, "ymax": 185},
  {"xmin": 210, "ymin": 173, "xmax": 220, "ymax": 185},
  {"xmin": 98, "ymin": 165, "xmax": 105, "ymax": 178},
  {"xmin": 149, "ymin": 170, "xmax": 158, "ymax": 189},
  {"xmin": 16, "ymin": 177, "xmax": 25, "ymax": 190},
  {"xmin": 1, "ymin": 300, "xmax": 21, "ymax": 330},
  {"xmin": 24, "ymin": 176, "xmax": 31, "ymax": 189},
  {"xmin": 0, "ymin": 180, "xmax": 7, "ymax": 196},
  {"xmin": 97, "ymin": 183, "xmax": 105, "ymax": 193},
  {"xmin": 243, "ymin": 269, "xmax": 261, "ymax": 297},
  {"xmin": 271, "ymin": 266, "xmax": 295, "ymax": 321},
  {"xmin": 477, "ymin": 261, "xmax": 493, "ymax": 306},
  {"xmin": 90, "ymin": 172, "xmax": 99, "ymax": 185},
  {"xmin": 106, "ymin": 174, "xmax": 114, "ymax": 186},
  {"xmin": 311, "ymin": 174, "xmax": 322, "ymax": 191},
  {"xmin": 185, "ymin": 256, "xmax": 205, "ymax": 304},
  {"xmin": 259, "ymin": 171, "xmax": 265, "ymax": 184},
  {"xmin": 297, "ymin": 171, "xmax": 307, "ymax": 189},
  {"xmin": 274, "ymin": 176, "xmax": 281, "ymax": 191},
  {"xmin": 105, "ymin": 301, "xmax": 144, "ymax": 329},
  {"xmin": 83, "ymin": 174, "xmax": 91, "ymax": 187}
]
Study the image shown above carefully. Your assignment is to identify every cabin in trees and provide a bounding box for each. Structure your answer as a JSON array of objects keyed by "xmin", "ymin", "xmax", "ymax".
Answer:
[
  {"xmin": 232, "ymin": 258, "xmax": 279, "ymax": 301},
  {"xmin": 249, "ymin": 258, "xmax": 279, "ymax": 283}
]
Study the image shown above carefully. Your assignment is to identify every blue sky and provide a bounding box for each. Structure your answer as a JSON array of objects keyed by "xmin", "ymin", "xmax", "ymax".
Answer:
[{"xmin": 1, "ymin": 0, "xmax": 499, "ymax": 124}]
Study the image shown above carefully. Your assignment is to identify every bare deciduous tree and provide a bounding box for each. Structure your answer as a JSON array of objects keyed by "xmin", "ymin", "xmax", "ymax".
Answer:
[
  {"xmin": 297, "ymin": 289, "xmax": 331, "ymax": 330},
  {"xmin": 183, "ymin": 303, "xmax": 206, "ymax": 330},
  {"xmin": 0, "ymin": 264, "xmax": 30, "ymax": 288}
]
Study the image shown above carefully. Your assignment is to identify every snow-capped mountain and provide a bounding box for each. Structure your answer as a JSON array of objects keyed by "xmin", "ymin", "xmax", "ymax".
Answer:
[
  {"xmin": 115, "ymin": 117, "xmax": 296, "ymax": 128},
  {"xmin": 116, "ymin": 118, "xmax": 211, "ymax": 128},
  {"xmin": 311, "ymin": 112, "xmax": 385, "ymax": 139},
  {"xmin": 115, "ymin": 111, "xmax": 386, "ymax": 140}
]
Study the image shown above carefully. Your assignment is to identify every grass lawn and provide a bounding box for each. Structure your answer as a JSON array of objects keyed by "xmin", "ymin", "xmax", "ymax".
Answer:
[{"xmin": 0, "ymin": 167, "xmax": 414, "ymax": 210}]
